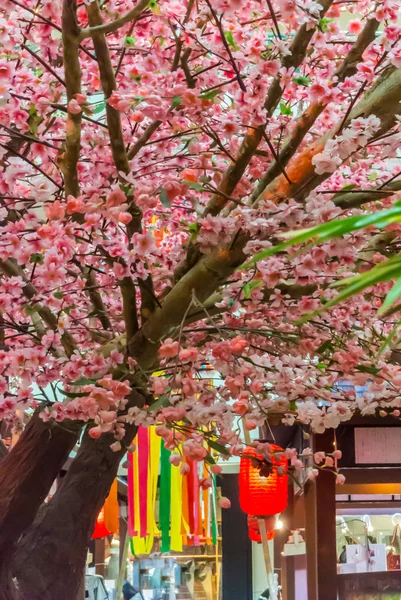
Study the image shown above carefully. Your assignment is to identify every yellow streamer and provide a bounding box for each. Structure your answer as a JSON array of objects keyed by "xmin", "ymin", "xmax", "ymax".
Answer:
[
  {"xmin": 170, "ymin": 463, "xmax": 183, "ymax": 552},
  {"xmin": 132, "ymin": 428, "xmax": 161, "ymax": 555}
]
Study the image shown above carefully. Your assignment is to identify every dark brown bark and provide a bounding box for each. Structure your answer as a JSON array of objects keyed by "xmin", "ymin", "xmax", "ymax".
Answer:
[
  {"xmin": 0, "ymin": 412, "xmax": 79, "ymax": 600},
  {"xmin": 12, "ymin": 390, "xmax": 144, "ymax": 600},
  {"xmin": 0, "ymin": 439, "xmax": 7, "ymax": 458},
  {"xmin": 0, "ymin": 412, "xmax": 79, "ymax": 558}
]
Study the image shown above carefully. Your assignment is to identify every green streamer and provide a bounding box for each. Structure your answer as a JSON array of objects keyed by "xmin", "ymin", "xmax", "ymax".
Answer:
[
  {"xmin": 130, "ymin": 537, "xmax": 135, "ymax": 555},
  {"xmin": 211, "ymin": 475, "xmax": 217, "ymax": 546},
  {"xmin": 159, "ymin": 441, "xmax": 171, "ymax": 552}
]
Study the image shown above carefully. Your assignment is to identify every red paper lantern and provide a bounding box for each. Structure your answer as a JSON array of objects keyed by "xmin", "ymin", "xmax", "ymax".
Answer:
[
  {"xmin": 247, "ymin": 516, "xmax": 275, "ymax": 543},
  {"xmin": 92, "ymin": 506, "xmax": 111, "ymax": 539},
  {"xmin": 239, "ymin": 444, "xmax": 288, "ymax": 517}
]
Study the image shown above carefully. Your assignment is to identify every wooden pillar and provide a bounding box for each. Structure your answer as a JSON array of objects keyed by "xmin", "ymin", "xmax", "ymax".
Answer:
[
  {"xmin": 220, "ymin": 474, "xmax": 253, "ymax": 600},
  {"xmin": 119, "ymin": 512, "xmax": 128, "ymax": 570},
  {"xmin": 94, "ymin": 538, "xmax": 106, "ymax": 577},
  {"xmin": 274, "ymin": 481, "xmax": 294, "ymax": 598},
  {"xmin": 305, "ymin": 429, "xmax": 337, "ymax": 600}
]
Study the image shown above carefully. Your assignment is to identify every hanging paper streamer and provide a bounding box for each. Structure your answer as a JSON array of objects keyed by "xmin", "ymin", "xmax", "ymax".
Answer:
[
  {"xmin": 129, "ymin": 427, "xmax": 161, "ymax": 555},
  {"xmin": 128, "ymin": 425, "xmax": 218, "ymax": 554},
  {"xmin": 92, "ymin": 481, "xmax": 119, "ymax": 539},
  {"xmin": 104, "ymin": 478, "xmax": 119, "ymax": 534},
  {"xmin": 92, "ymin": 506, "xmax": 111, "ymax": 539},
  {"xmin": 159, "ymin": 441, "xmax": 171, "ymax": 552},
  {"xmin": 138, "ymin": 427, "xmax": 149, "ymax": 538},
  {"xmin": 170, "ymin": 459, "xmax": 183, "ymax": 552},
  {"xmin": 211, "ymin": 475, "xmax": 218, "ymax": 546}
]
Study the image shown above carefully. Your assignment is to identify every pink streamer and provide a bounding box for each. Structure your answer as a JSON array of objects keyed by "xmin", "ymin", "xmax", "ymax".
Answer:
[
  {"xmin": 138, "ymin": 426, "xmax": 149, "ymax": 537},
  {"xmin": 127, "ymin": 452, "xmax": 136, "ymax": 537},
  {"xmin": 193, "ymin": 461, "xmax": 200, "ymax": 546}
]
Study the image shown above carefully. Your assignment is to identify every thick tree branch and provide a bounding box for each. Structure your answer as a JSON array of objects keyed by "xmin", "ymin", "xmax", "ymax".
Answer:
[
  {"xmin": 248, "ymin": 17, "xmax": 380, "ymax": 204},
  {"xmin": 333, "ymin": 179, "xmax": 401, "ymax": 209},
  {"xmin": 62, "ymin": 0, "xmax": 82, "ymax": 198},
  {"xmin": 86, "ymin": 1, "xmax": 130, "ymax": 175},
  {"xmin": 254, "ymin": 66, "xmax": 401, "ymax": 208},
  {"xmin": 201, "ymin": 0, "xmax": 334, "ymax": 220},
  {"xmin": 174, "ymin": 0, "xmax": 334, "ymax": 283},
  {"xmin": 79, "ymin": 0, "xmax": 150, "ymax": 40}
]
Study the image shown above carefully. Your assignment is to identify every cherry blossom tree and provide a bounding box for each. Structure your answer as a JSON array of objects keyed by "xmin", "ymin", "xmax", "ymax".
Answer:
[{"xmin": 1, "ymin": 0, "xmax": 401, "ymax": 598}]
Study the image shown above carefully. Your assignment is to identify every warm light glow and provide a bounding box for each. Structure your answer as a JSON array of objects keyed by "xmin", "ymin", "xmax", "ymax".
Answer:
[{"xmin": 275, "ymin": 518, "xmax": 284, "ymax": 530}]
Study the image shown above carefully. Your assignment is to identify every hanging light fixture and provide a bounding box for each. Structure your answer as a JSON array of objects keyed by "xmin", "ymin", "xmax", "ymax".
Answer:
[
  {"xmin": 239, "ymin": 444, "xmax": 288, "ymax": 518},
  {"xmin": 239, "ymin": 444, "xmax": 288, "ymax": 544}
]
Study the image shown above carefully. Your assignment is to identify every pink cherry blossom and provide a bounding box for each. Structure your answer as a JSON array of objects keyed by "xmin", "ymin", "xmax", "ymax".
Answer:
[{"xmin": 219, "ymin": 497, "xmax": 231, "ymax": 509}]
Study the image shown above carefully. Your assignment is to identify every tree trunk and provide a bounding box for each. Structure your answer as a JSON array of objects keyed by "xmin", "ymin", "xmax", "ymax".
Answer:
[
  {"xmin": 12, "ymin": 393, "xmax": 142, "ymax": 600},
  {"xmin": 0, "ymin": 412, "xmax": 79, "ymax": 599}
]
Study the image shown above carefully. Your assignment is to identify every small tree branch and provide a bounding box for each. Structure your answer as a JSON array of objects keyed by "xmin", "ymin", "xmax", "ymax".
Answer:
[
  {"xmin": 0, "ymin": 259, "xmax": 76, "ymax": 357},
  {"xmin": 79, "ymin": 0, "xmax": 150, "ymax": 40},
  {"xmin": 204, "ymin": 0, "xmax": 246, "ymax": 92},
  {"xmin": 85, "ymin": 270, "xmax": 112, "ymax": 331},
  {"xmin": 86, "ymin": 1, "xmax": 130, "ymax": 175},
  {"xmin": 127, "ymin": 120, "xmax": 162, "ymax": 160}
]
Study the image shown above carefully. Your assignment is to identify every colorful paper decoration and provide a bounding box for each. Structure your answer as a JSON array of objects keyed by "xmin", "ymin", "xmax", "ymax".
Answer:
[
  {"xmin": 128, "ymin": 427, "xmax": 218, "ymax": 554},
  {"xmin": 239, "ymin": 444, "xmax": 288, "ymax": 517},
  {"xmin": 92, "ymin": 506, "xmax": 111, "ymax": 539},
  {"xmin": 104, "ymin": 478, "xmax": 119, "ymax": 534},
  {"xmin": 92, "ymin": 479, "xmax": 119, "ymax": 539},
  {"xmin": 129, "ymin": 426, "xmax": 161, "ymax": 555}
]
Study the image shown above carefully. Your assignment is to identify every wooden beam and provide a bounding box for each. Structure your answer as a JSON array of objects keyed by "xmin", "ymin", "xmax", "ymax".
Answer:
[
  {"xmin": 340, "ymin": 467, "xmax": 401, "ymax": 484},
  {"xmin": 305, "ymin": 430, "xmax": 337, "ymax": 600}
]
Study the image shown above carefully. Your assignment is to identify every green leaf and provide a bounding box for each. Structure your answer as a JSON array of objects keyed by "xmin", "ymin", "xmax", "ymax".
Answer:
[
  {"xmin": 243, "ymin": 280, "xmax": 262, "ymax": 298},
  {"xmin": 69, "ymin": 377, "xmax": 97, "ymax": 386},
  {"xmin": 316, "ymin": 339, "xmax": 332, "ymax": 355},
  {"xmin": 204, "ymin": 453, "xmax": 217, "ymax": 465},
  {"xmin": 379, "ymin": 276, "xmax": 401, "ymax": 315},
  {"xmin": 147, "ymin": 0, "xmax": 160, "ymax": 14},
  {"xmin": 293, "ymin": 76, "xmax": 310, "ymax": 87},
  {"xmin": 378, "ymin": 319, "xmax": 401, "ymax": 354},
  {"xmin": 318, "ymin": 17, "xmax": 335, "ymax": 32},
  {"xmin": 54, "ymin": 291, "xmax": 64, "ymax": 299},
  {"xmin": 224, "ymin": 31, "xmax": 239, "ymax": 50},
  {"xmin": 183, "ymin": 180, "xmax": 204, "ymax": 191},
  {"xmin": 356, "ymin": 364, "xmax": 381, "ymax": 375},
  {"xmin": 29, "ymin": 253, "xmax": 44, "ymax": 264},
  {"xmin": 188, "ymin": 222, "xmax": 200, "ymax": 234},
  {"xmin": 144, "ymin": 394, "xmax": 172, "ymax": 412},
  {"xmin": 125, "ymin": 35, "xmax": 136, "ymax": 46},
  {"xmin": 199, "ymin": 89, "xmax": 222, "ymax": 100},
  {"xmin": 280, "ymin": 102, "xmax": 293, "ymax": 116},
  {"xmin": 296, "ymin": 259, "xmax": 401, "ymax": 324},
  {"xmin": 59, "ymin": 390, "xmax": 90, "ymax": 398},
  {"xmin": 93, "ymin": 101, "xmax": 106, "ymax": 114},
  {"xmin": 207, "ymin": 439, "xmax": 230, "ymax": 456},
  {"xmin": 159, "ymin": 188, "xmax": 171, "ymax": 207},
  {"xmin": 170, "ymin": 95, "xmax": 182, "ymax": 110},
  {"xmin": 241, "ymin": 204, "xmax": 401, "ymax": 270}
]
